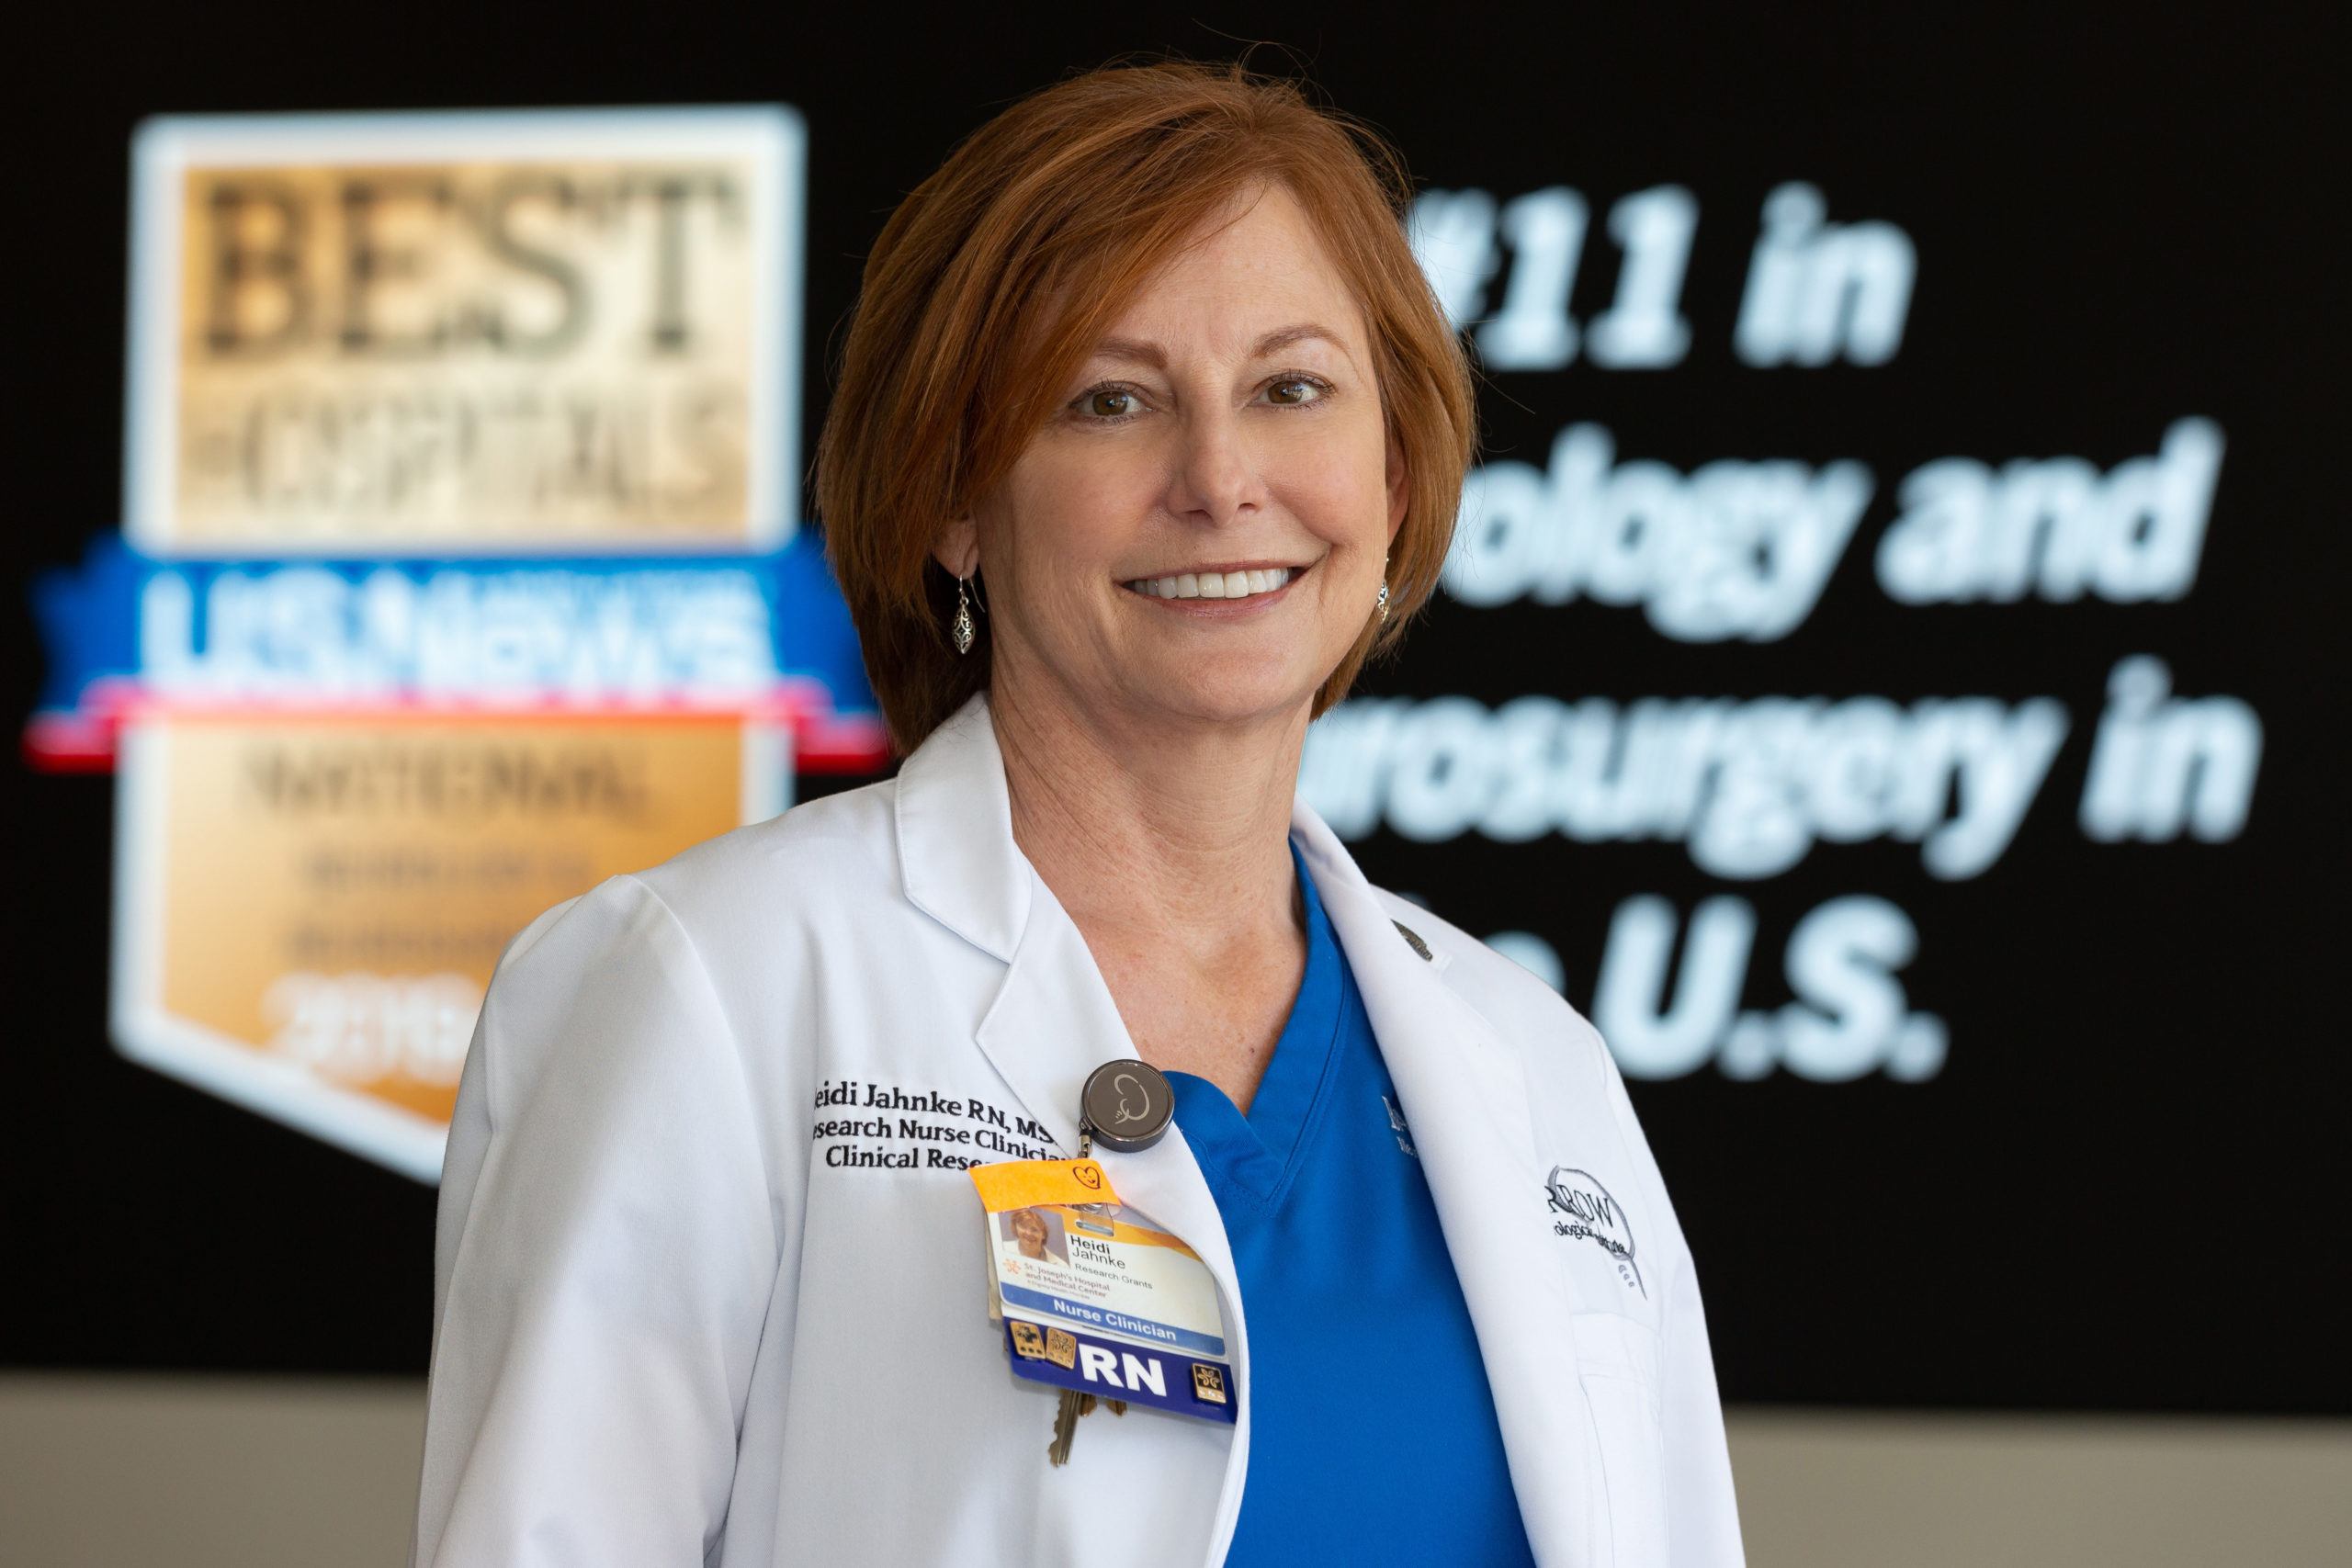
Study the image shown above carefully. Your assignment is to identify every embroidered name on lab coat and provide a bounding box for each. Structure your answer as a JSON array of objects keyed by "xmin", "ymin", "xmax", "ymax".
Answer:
[{"xmin": 812, "ymin": 1077, "xmax": 1057, "ymax": 1170}]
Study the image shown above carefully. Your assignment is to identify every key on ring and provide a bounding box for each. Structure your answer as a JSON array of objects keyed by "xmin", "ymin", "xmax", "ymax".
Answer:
[{"xmin": 1046, "ymin": 1390, "xmax": 1125, "ymax": 1466}]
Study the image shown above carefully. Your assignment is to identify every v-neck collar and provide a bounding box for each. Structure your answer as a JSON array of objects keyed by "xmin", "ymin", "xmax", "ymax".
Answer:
[{"xmin": 1166, "ymin": 841, "xmax": 1348, "ymax": 1212}]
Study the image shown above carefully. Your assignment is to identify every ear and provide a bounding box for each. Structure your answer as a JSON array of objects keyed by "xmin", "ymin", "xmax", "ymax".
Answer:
[
  {"xmin": 1384, "ymin": 437, "xmax": 1410, "ymax": 545},
  {"xmin": 931, "ymin": 514, "xmax": 980, "ymax": 580}
]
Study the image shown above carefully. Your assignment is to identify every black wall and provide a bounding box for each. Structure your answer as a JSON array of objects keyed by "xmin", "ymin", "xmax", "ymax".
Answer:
[{"xmin": 6, "ymin": 6, "xmax": 2346, "ymax": 1415}]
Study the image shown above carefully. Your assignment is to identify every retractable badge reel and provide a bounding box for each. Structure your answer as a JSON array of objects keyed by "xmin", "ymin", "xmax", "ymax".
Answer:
[{"xmin": 1078, "ymin": 1058, "xmax": 1173, "ymax": 1156}]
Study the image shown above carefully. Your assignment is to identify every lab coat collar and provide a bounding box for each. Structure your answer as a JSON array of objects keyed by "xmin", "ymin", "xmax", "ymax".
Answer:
[
  {"xmin": 895, "ymin": 694, "xmax": 1031, "ymax": 965},
  {"xmin": 895, "ymin": 693, "xmax": 1128, "ymax": 1162},
  {"xmin": 895, "ymin": 688, "xmax": 1227, "ymax": 1177}
]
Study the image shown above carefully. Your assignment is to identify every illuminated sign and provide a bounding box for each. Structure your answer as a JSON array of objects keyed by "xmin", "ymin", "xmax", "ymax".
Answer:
[
  {"xmin": 1301, "ymin": 181, "xmax": 2267, "ymax": 1088},
  {"xmin": 29, "ymin": 106, "xmax": 883, "ymax": 1179},
  {"xmin": 111, "ymin": 713, "xmax": 785, "ymax": 1177},
  {"xmin": 131, "ymin": 107, "xmax": 797, "ymax": 553}
]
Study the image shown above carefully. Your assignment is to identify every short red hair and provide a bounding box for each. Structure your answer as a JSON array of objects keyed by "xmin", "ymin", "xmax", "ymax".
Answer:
[{"xmin": 818, "ymin": 60, "xmax": 1476, "ymax": 753}]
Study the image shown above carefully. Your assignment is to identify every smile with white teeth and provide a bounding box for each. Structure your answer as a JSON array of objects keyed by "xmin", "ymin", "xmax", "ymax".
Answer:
[{"xmin": 1124, "ymin": 567, "xmax": 1297, "ymax": 600}]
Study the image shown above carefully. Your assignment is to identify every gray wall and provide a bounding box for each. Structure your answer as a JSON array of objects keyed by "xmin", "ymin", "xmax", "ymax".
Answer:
[{"xmin": 4, "ymin": 1375, "xmax": 2346, "ymax": 1566}]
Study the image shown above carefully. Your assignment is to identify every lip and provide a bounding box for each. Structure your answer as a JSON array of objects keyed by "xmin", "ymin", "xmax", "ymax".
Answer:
[{"xmin": 1119, "ymin": 559, "xmax": 1312, "ymax": 615}]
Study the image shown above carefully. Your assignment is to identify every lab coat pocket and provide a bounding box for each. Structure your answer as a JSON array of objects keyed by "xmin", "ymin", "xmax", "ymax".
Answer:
[{"xmin": 1573, "ymin": 1311, "xmax": 1668, "ymax": 1568}]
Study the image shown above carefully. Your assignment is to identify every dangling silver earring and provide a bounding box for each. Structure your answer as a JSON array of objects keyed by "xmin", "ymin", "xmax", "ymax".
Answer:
[
  {"xmin": 1374, "ymin": 555, "xmax": 1391, "ymax": 624},
  {"xmin": 951, "ymin": 575, "xmax": 978, "ymax": 656}
]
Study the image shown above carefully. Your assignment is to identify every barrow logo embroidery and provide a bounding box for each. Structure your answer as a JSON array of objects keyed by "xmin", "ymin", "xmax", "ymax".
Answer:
[{"xmin": 1545, "ymin": 1167, "xmax": 1645, "ymax": 1298}]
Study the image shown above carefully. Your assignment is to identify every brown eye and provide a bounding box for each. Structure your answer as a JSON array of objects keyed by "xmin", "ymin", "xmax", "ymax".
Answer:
[
  {"xmin": 1082, "ymin": 389, "xmax": 1138, "ymax": 418},
  {"xmin": 1266, "ymin": 377, "xmax": 1326, "ymax": 406}
]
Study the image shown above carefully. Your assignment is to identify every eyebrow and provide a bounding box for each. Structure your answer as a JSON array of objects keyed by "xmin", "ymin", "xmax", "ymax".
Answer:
[
  {"xmin": 1088, "ymin": 322, "xmax": 1354, "ymax": 372},
  {"xmin": 1251, "ymin": 323, "xmax": 1349, "ymax": 360}
]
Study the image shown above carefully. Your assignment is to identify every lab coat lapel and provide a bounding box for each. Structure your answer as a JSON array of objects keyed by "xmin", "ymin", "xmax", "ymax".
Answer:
[
  {"xmin": 1292, "ymin": 805, "xmax": 1603, "ymax": 1568},
  {"xmin": 896, "ymin": 697, "xmax": 1212, "ymax": 1205},
  {"xmin": 893, "ymin": 697, "xmax": 1086, "ymax": 1156},
  {"xmin": 894, "ymin": 695, "xmax": 1252, "ymax": 1565},
  {"xmin": 974, "ymin": 896, "xmax": 1253, "ymax": 1565},
  {"xmin": 970, "ymin": 872, "xmax": 1239, "ymax": 1300}
]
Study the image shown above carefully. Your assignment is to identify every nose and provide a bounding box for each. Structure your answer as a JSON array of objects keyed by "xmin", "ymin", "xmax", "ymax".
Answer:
[{"xmin": 1163, "ymin": 404, "xmax": 1268, "ymax": 529}]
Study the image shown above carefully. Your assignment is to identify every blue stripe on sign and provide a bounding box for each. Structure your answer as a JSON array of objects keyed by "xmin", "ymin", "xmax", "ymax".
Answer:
[
  {"xmin": 997, "ymin": 1284, "xmax": 1227, "ymax": 1357},
  {"xmin": 28, "ymin": 531, "xmax": 877, "ymax": 717},
  {"xmin": 1002, "ymin": 1320, "xmax": 1237, "ymax": 1425}
]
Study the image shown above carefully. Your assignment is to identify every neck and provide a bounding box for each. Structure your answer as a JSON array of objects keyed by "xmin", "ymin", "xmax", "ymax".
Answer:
[{"xmin": 989, "ymin": 677, "xmax": 1306, "ymax": 951}]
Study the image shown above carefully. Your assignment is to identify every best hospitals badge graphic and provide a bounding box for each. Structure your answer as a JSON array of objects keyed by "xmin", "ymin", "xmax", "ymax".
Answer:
[{"xmin": 28, "ymin": 106, "xmax": 885, "ymax": 1180}]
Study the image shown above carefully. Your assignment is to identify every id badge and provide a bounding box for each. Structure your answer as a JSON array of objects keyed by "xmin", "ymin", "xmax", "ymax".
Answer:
[{"xmin": 969, "ymin": 1159, "xmax": 1236, "ymax": 1424}]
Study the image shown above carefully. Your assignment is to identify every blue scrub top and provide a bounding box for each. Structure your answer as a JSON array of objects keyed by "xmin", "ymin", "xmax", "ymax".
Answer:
[{"xmin": 1164, "ymin": 846, "xmax": 1535, "ymax": 1566}]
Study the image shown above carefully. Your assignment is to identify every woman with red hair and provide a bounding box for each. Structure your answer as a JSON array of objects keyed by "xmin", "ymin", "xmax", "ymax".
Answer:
[{"xmin": 414, "ymin": 61, "xmax": 1742, "ymax": 1567}]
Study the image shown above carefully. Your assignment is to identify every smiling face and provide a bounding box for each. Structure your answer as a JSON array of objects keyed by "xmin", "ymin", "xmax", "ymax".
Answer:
[{"xmin": 939, "ymin": 183, "xmax": 1407, "ymax": 737}]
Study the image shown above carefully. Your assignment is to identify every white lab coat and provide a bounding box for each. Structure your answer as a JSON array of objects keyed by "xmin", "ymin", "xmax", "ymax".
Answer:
[{"xmin": 413, "ymin": 694, "xmax": 1744, "ymax": 1567}]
